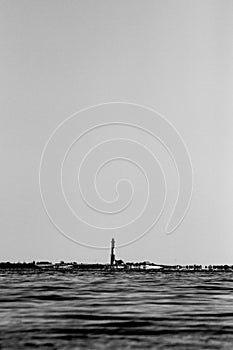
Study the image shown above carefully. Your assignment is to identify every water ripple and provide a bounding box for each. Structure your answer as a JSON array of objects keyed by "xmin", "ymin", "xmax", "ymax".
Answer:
[{"xmin": 0, "ymin": 271, "xmax": 233, "ymax": 349}]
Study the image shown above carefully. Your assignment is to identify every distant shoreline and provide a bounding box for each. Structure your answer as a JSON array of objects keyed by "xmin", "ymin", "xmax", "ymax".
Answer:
[{"xmin": 0, "ymin": 261, "xmax": 233, "ymax": 272}]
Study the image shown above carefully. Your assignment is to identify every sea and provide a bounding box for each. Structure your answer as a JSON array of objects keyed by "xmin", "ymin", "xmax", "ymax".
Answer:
[{"xmin": 0, "ymin": 270, "xmax": 233, "ymax": 349}]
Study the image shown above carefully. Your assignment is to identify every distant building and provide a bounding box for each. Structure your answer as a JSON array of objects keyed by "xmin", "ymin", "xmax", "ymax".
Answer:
[
  {"xmin": 110, "ymin": 238, "xmax": 115, "ymax": 265},
  {"xmin": 36, "ymin": 261, "xmax": 53, "ymax": 269}
]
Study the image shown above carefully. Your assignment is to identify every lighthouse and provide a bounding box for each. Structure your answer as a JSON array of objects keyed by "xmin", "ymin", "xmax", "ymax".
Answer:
[{"xmin": 110, "ymin": 238, "xmax": 115, "ymax": 265}]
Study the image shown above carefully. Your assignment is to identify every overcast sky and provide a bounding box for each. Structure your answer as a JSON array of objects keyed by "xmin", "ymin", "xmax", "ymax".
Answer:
[{"xmin": 1, "ymin": 0, "xmax": 233, "ymax": 265}]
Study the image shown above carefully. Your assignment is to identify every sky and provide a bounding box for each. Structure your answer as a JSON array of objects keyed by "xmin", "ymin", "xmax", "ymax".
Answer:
[{"xmin": 1, "ymin": 0, "xmax": 233, "ymax": 265}]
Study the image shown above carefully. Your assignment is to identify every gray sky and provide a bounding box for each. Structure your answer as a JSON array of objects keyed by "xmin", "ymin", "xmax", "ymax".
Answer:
[{"xmin": 1, "ymin": 0, "xmax": 233, "ymax": 265}]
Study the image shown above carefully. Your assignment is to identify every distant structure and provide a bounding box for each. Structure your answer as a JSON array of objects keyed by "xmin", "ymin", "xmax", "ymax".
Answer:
[{"xmin": 110, "ymin": 238, "xmax": 115, "ymax": 265}]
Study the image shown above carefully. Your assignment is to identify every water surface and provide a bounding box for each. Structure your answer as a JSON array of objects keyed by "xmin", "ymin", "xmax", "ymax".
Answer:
[{"xmin": 0, "ymin": 270, "xmax": 233, "ymax": 349}]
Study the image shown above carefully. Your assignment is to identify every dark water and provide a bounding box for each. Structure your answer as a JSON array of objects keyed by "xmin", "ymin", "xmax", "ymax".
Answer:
[{"xmin": 0, "ymin": 271, "xmax": 233, "ymax": 349}]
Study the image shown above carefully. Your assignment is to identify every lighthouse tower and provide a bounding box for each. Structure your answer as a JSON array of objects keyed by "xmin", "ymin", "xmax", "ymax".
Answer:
[{"xmin": 110, "ymin": 238, "xmax": 115, "ymax": 265}]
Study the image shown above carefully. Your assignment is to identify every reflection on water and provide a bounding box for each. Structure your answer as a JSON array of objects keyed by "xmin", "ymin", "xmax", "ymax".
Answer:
[{"xmin": 0, "ymin": 270, "xmax": 233, "ymax": 349}]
